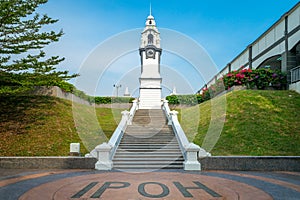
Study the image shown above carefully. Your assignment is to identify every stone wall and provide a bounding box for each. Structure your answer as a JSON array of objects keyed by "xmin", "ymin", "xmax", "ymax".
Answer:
[
  {"xmin": 33, "ymin": 86, "xmax": 132, "ymax": 110},
  {"xmin": 0, "ymin": 157, "xmax": 97, "ymax": 169},
  {"xmin": 289, "ymin": 81, "xmax": 300, "ymax": 93},
  {"xmin": 33, "ymin": 86, "xmax": 93, "ymax": 106},
  {"xmin": 1, "ymin": 156, "xmax": 299, "ymax": 171},
  {"xmin": 201, "ymin": 156, "xmax": 300, "ymax": 171}
]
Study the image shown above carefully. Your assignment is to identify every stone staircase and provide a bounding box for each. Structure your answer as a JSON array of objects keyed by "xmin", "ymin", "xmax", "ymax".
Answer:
[{"xmin": 113, "ymin": 109, "xmax": 184, "ymax": 170}]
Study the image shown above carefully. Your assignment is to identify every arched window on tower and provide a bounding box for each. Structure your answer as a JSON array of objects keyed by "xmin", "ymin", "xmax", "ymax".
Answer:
[{"xmin": 148, "ymin": 34, "xmax": 153, "ymax": 45}]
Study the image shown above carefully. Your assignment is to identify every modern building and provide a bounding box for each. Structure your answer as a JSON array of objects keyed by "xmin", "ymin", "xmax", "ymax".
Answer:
[{"xmin": 198, "ymin": 2, "xmax": 300, "ymax": 93}]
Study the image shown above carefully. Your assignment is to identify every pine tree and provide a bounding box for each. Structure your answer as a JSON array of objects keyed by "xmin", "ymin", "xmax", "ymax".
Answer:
[{"xmin": 0, "ymin": 0, "xmax": 78, "ymax": 94}]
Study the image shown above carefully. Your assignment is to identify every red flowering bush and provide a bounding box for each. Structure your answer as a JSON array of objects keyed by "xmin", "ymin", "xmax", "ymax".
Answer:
[
  {"xmin": 198, "ymin": 67, "xmax": 286, "ymax": 105},
  {"xmin": 223, "ymin": 68, "xmax": 286, "ymax": 90},
  {"xmin": 201, "ymin": 87, "xmax": 210, "ymax": 101}
]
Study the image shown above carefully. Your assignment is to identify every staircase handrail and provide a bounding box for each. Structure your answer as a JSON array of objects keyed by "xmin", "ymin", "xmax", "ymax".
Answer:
[
  {"xmin": 128, "ymin": 99, "xmax": 138, "ymax": 125},
  {"xmin": 108, "ymin": 110, "xmax": 130, "ymax": 160},
  {"xmin": 162, "ymin": 100, "xmax": 171, "ymax": 124},
  {"xmin": 170, "ymin": 111, "xmax": 189, "ymax": 159},
  {"xmin": 162, "ymin": 100, "xmax": 189, "ymax": 156},
  {"xmin": 162, "ymin": 100, "xmax": 202, "ymax": 170}
]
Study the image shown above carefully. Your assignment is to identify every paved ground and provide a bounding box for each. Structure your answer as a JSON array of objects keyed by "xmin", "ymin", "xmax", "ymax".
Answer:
[{"xmin": 0, "ymin": 169, "xmax": 299, "ymax": 200}]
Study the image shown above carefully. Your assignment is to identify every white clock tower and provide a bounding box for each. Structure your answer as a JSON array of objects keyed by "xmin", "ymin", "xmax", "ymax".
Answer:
[{"xmin": 138, "ymin": 12, "xmax": 162, "ymax": 109}]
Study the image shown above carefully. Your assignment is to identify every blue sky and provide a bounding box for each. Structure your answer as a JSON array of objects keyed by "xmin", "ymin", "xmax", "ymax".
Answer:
[{"xmin": 38, "ymin": 0, "xmax": 299, "ymax": 96}]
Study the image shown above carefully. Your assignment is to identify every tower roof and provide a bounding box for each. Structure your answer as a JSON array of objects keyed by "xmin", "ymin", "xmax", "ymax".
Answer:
[
  {"xmin": 145, "ymin": 14, "xmax": 156, "ymax": 26},
  {"xmin": 145, "ymin": 2, "xmax": 156, "ymax": 26}
]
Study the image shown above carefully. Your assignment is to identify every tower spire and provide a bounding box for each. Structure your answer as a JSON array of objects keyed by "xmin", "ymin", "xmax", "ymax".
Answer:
[{"xmin": 149, "ymin": 1, "xmax": 152, "ymax": 16}]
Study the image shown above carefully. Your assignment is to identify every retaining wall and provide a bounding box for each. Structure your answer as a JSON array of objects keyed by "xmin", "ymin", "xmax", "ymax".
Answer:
[
  {"xmin": 0, "ymin": 157, "xmax": 97, "ymax": 169},
  {"xmin": 290, "ymin": 81, "xmax": 300, "ymax": 93},
  {"xmin": 1, "ymin": 156, "xmax": 299, "ymax": 171},
  {"xmin": 201, "ymin": 156, "xmax": 300, "ymax": 171}
]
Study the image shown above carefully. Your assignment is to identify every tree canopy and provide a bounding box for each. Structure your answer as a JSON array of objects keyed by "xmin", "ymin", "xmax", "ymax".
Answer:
[{"xmin": 0, "ymin": 0, "xmax": 77, "ymax": 94}]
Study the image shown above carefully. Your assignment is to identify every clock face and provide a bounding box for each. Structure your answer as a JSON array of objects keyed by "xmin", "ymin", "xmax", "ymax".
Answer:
[{"xmin": 146, "ymin": 49, "xmax": 155, "ymax": 58}]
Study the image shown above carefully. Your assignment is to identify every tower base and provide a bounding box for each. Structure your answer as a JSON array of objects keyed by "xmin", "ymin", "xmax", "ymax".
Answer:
[{"xmin": 139, "ymin": 88, "xmax": 162, "ymax": 109}]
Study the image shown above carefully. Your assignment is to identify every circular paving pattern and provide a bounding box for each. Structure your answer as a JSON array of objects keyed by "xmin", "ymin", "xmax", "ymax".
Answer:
[{"xmin": 0, "ymin": 170, "xmax": 300, "ymax": 199}]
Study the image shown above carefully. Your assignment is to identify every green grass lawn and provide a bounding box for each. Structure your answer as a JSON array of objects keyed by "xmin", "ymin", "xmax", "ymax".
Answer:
[
  {"xmin": 178, "ymin": 90, "xmax": 300, "ymax": 156},
  {"xmin": 0, "ymin": 95, "xmax": 122, "ymax": 156},
  {"xmin": 1, "ymin": 90, "xmax": 299, "ymax": 156}
]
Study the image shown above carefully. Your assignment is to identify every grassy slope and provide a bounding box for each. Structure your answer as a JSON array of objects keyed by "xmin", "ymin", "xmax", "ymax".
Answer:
[
  {"xmin": 1, "ymin": 90, "xmax": 299, "ymax": 156},
  {"xmin": 0, "ymin": 96, "xmax": 121, "ymax": 156},
  {"xmin": 180, "ymin": 90, "xmax": 300, "ymax": 156}
]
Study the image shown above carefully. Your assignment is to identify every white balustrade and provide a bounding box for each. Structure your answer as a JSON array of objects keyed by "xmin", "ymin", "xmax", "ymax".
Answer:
[
  {"xmin": 162, "ymin": 100, "xmax": 172, "ymax": 125},
  {"xmin": 128, "ymin": 100, "xmax": 138, "ymax": 125},
  {"xmin": 108, "ymin": 110, "xmax": 129, "ymax": 159},
  {"xmin": 162, "ymin": 100, "xmax": 210, "ymax": 171},
  {"xmin": 93, "ymin": 106, "xmax": 135, "ymax": 170},
  {"xmin": 94, "ymin": 143, "xmax": 113, "ymax": 170}
]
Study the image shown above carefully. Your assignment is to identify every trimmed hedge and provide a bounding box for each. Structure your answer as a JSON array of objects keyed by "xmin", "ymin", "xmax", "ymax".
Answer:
[
  {"xmin": 94, "ymin": 96, "xmax": 135, "ymax": 104},
  {"xmin": 53, "ymin": 81, "xmax": 135, "ymax": 104},
  {"xmin": 166, "ymin": 94, "xmax": 204, "ymax": 105}
]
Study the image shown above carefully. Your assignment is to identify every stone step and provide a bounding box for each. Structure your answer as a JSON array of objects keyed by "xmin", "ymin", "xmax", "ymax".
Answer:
[
  {"xmin": 118, "ymin": 141, "xmax": 178, "ymax": 144},
  {"xmin": 122, "ymin": 135, "xmax": 175, "ymax": 138},
  {"xmin": 118, "ymin": 143, "xmax": 180, "ymax": 146},
  {"xmin": 113, "ymin": 164, "xmax": 183, "ymax": 169},
  {"xmin": 113, "ymin": 160, "xmax": 183, "ymax": 164},
  {"xmin": 113, "ymin": 160, "xmax": 183, "ymax": 165},
  {"xmin": 115, "ymin": 152, "xmax": 182, "ymax": 156},
  {"xmin": 120, "ymin": 144, "xmax": 179, "ymax": 150},
  {"xmin": 125, "ymin": 129, "xmax": 173, "ymax": 133},
  {"xmin": 126, "ymin": 126, "xmax": 171, "ymax": 130},
  {"xmin": 121, "ymin": 143, "xmax": 176, "ymax": 146},
  {"xmin": 114, "ymin": 156, "xmax": 183, "ymax": 161},
  {"xmin": 121, "ymin": 141, "xmax": 176, "ymax": 144},
  {"xmin": 125, "ymin": 128, "xmax": 173, "ymax": 132},
  {"xmin": 114, "ymin": 153, "xmax": 183, "ymax": 158},
  {"xmin": 124, "ymin": 131, "xmax": 173, "ymax": 134},
  {"xmin": 116, "ymin": 148, "xmax": 181, "ymax": 154},
  {"xmin": 113, "ymin": 109, "xmax": 183, "ymax": 170},
  {"xmin": 133, "ymin": 115, "xmax": 165, "ymax": 118},
  {"xmin": 123, "ymin": 134, "xmax": 175, "ymax": 137},
  {"xmin": 133, "ymin": 116, "xmax": 165, "ymax": 119},
  {"xmin": 122, "ymin": 135, "xmax": 175, "ymax": 139},
  {"xmin": 123, "ymin": 133, "xmax": 174, "ymax": 136},
  {"xmin": 135, "ymin": 110, "xmax": 164, "ymax": 113},
  {"xmin": 120, "ymin": 139, "xmax": 178, "ymax": 145}
]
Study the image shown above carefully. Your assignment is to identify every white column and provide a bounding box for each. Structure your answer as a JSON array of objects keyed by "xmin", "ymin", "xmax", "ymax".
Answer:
[
  {"xmin": 163, "ymin": 100, "xmax": 172, "ymax": 125},
  {"xmin": 121, "ymin": 110, "xmax": 130, "ymax": 125},
  {"xmin": 184, "ymin": 143, "xmax": 201, "ymax": 171},
  {"xmin": 128, "ymin": 100, "xmax": 138, "ymax": 125},
  {"xmin": 95, "ymin": 143, "xmax": 113, "ymax": 170}
]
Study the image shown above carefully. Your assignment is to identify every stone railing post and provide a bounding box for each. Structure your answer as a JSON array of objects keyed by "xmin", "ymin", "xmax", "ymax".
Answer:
[
  {"xmin": 108, "ymin": 110, "xmax": 130, "ymax": 159},
  {"xmin": 121, "ymin": 110, "xmax": 130, "ymax": 125},
  {"xmin": 163, "ymin": 100, "xmax": 172, "ymax": 125},
  {"xmin": 184, "ymin": 143, "xmax": 201, "ymax": 170},
  {"xmin": 95, "ymin": 143, "xmax": 113, "ymax": 170},
  {"xmin": 170, "ymin": 110, "xmax": 189, "ymax": 147},
  {"xmin": 169, "ymin": 110, "xmax": 202, "ymax": 171},
  {"xmin": 128, "ymin": 100, "xmax": 137, "ymax": 125}
]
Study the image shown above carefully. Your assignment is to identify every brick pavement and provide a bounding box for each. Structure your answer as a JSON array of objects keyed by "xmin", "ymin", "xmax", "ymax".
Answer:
[{"xmin": 0, "ymin": 169, "xmax": 299, "ymax": 199}]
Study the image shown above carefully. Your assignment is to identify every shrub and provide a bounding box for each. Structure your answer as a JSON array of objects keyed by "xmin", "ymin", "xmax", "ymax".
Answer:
[
  {"xmin": 166, "ymin": 95, "xmax": 198, "ymax": 105},
  {"xmin": 166, "ymin": 95, "xmax": 179, "ymax": 104},
  {"xmin": 94, "ymin": 96, "xmax": 135, "ymax": 104},
  {"xmin": 222, "ymin": 68, "xmax": 286, "ymax": 90},
  {"xmin": 54, "ymin": 81, "xmax": 75, "ymax": 93},
  {"xmin": 197, "ymin": 67, "xmax": 287, "ymax": 105}
]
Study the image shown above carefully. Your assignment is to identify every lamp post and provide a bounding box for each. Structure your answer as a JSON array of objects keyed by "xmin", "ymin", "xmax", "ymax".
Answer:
[{"xmin": 113, "ymin": 84, "xmax": 122, "ymax": 97}]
